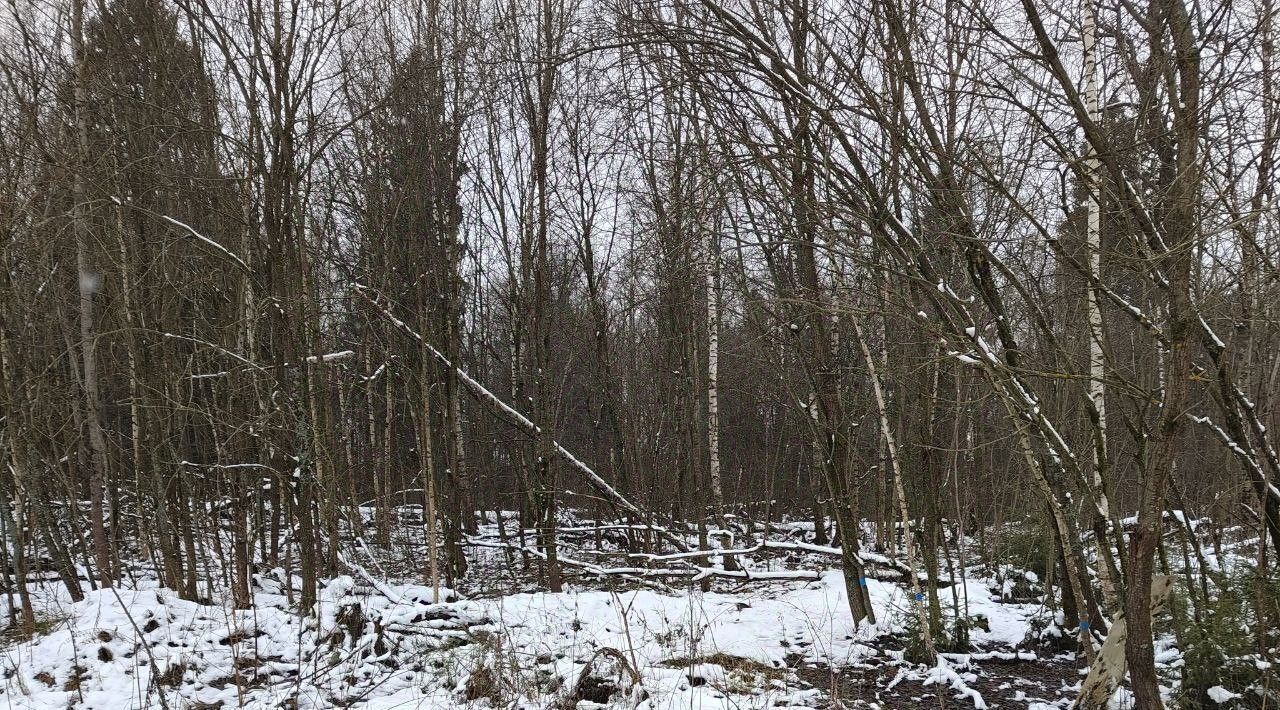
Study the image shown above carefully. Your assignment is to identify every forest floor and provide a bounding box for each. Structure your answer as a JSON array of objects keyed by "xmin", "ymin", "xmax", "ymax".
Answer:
[{"xmin": 0, "ymin": 511, "xmax": 1161, "ymax": 709}]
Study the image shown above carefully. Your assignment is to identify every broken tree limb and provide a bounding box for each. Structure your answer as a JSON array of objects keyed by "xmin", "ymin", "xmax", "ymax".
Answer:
[
  {"xmin": 755, "ymin": 541, "xmax": 944, "ymax": 585},
  {"xmin": 466, "ymin": 538, "xmax": 820, "ymax": 582},
  {"xmin": 353, "ymin": 284, "xmax": 690, "ymax": 553},
  {"xmin": 1073, "ymin": 574, "xmax": 1173, "ymax": 709},
  {"xmin": 467, "ymin": 528, "xmax": 933, "ymax": 585}
]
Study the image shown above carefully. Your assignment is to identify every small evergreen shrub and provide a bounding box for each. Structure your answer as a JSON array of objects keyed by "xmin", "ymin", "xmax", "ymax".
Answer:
[{"xmin": 1175, "ymin": 565, "xmax": 1279, "ymax": 708}]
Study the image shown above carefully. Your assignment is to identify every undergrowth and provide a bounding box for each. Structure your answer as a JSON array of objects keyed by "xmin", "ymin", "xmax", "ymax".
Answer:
[{"xmin": 1174, "ymin": 564, "xmax": 1279, "ymax": 708}]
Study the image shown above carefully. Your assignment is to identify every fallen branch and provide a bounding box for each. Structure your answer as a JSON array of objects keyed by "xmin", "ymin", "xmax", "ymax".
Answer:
[
  {"xmin": 466, "ymin": 538, "xmax": 818, "ymax": 582},
  {"xmin": 468, "ymin": 526, "xmax": 943, "ymax": 585},
  {"xmin": 757, "ymin": 541, "xmax": 944, "ymax": 584}
]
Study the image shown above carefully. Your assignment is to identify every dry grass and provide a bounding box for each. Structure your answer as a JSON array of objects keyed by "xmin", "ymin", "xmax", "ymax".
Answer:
[{"xmin": 658, "ymin": 652, "xmax": 786, "ymax": 680}]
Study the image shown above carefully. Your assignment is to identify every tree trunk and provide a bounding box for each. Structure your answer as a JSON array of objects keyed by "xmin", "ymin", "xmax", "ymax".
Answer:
[{"xmin": 70, "ymin": 0, "xmax": 112, "ymax": 590}]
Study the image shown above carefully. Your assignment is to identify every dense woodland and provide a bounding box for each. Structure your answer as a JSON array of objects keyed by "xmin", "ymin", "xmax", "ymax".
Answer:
[{"xmin": 1, "ymin": 0, "xmax": 1279, "ymax": 705}]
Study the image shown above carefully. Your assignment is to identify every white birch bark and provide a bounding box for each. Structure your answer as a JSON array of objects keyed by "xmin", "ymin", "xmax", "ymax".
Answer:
[
  {"xmin": 707, "ymin": 230, "xmax": 724, "ymax": 517},
  {"xmin": 850, "ymin": 312, "xmax": 935, "ymax": 664},
  {"xmin": 1083, "ymin": 0, "xmax": 1123, "ymax": 611}
]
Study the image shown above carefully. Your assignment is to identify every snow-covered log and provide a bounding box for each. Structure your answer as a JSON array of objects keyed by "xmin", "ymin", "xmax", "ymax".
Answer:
[{"xmin": 466, "ymin": 538, "xmax": 820, "ymax": 582}]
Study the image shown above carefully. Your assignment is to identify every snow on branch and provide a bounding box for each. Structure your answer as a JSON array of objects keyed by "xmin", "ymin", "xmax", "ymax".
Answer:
[
  {"xmin": 353, "ymin": 283, "xmax": 691, "ymax": 553},
  {"xmin": 305, "ymin": 350, "xmax": 355, "ymax": 364},
  {"xmin": 162, "ymin": 333, "xmax": 265, "ymax": 371},
  {"xmin": 111, "ymin": 198, "xmax": 252, "ymax": 273},
  {"xmin": 466, "ymin": 538, "xmax": 821, "ymax": 582},
  {"xmin": 160, "ymin": 214, "xmax": 251, "ymax": 273},
  {"xmin": 1189, "ymin": 413, "xmax": 1279, "ymax": 503}
]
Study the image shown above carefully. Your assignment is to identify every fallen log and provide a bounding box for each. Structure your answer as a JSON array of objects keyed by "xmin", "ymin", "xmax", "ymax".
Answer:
[
  {"xmin": 466, "ymin": 538, "xmax": 820, "ymax": 582},
  {"xmin": 466, "ymin": 531, "xmax": 950, "ymax": 588},
  {"xmin": 755, "ymin": 541, "xmax": 952, "ymax": 586}
]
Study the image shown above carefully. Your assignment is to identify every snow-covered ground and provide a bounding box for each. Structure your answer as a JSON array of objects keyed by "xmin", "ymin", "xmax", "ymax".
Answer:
[
  {"xmin": 10, "ymin": 509, "xmax": 1270, "ymax": 709},
  {"xmin": 1, "ymin": 562, "xmax": 1056, "ymax": 709}
]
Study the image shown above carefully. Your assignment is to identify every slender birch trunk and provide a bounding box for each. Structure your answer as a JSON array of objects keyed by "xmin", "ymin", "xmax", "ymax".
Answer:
[
  {"xmin": 850, "ymin": 312, "xmax": 935, "ymax": 663},
  {"xmin": 70, "ymin": 0, "xmax": 112, "ymax": 589}
]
